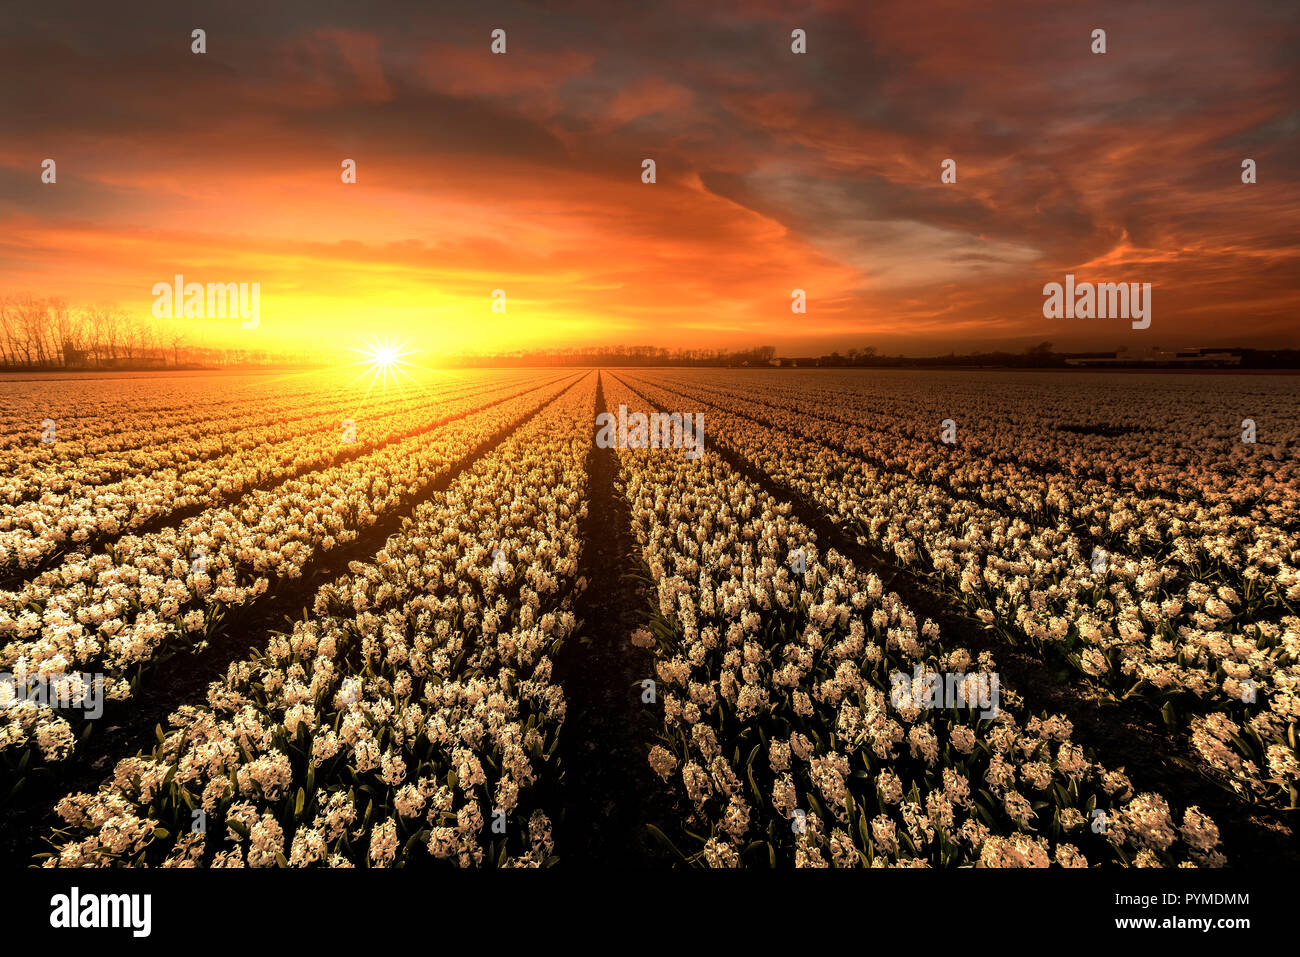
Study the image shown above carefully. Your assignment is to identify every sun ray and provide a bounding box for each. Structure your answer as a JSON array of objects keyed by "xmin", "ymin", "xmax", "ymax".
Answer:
[{"xmin": 348, "ymin": 337, "xmax": 420, "ymax": 401}]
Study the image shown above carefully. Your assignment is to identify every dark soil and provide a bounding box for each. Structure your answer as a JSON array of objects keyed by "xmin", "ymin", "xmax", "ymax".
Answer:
[{"xmin": 552, "ymin": 372, "xmax": 677, "ymax": 867}]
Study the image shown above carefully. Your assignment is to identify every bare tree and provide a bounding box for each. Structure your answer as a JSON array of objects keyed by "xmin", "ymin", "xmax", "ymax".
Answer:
[
  {"xmin": 137, "ymin": 315, "xmax": 159, "ymax": 364},
  {"xmin": 14, "ymin": 294, "xmax": 49, "ymax": 366},
  {"xmin": 47, "ymin": 297, "xmax": 77, "ymax": 365},
  {"xmin": 93, "ymin": 303, "xmax": 122, "ymax": 361},
  {"xmin": 0, "ymin": 296, "xmax": 17, "ymax": 366},
  {"xmin": 116, "ymin": 305, "xmax": 138, "ymax": 361},
  {"xmin": 70, "ymin": 305, "xmax": 95, "ymax": 362}
]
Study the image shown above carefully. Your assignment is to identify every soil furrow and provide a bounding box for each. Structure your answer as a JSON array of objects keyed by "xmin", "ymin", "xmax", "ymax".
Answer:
[{"xmin": 552, "ymin": 371, "xmax": 674, "ymax": 867}]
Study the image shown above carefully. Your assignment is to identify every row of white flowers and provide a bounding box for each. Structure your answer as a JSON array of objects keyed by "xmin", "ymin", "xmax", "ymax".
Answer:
[
  {"xmin": 630, "ymin": 371, "xmax": 1298, "ymax": 645},
  {"xmin": 647, "ymin": 369, "xmax": 1298, "ymax": 532},
  {"xmin": 1, "ymin": 373, "xmax": 327, "ymax": 449},
  {"xmin": 2, "ymin": 370, "xmax": 544, "ymax": 504},
  {"xmin": 621, "ymin": 372, "xmax": 1299, "ymax": 807},
  {"xmin": 0, "ymin": 373, "xmax": 578, "ymax": 775},
  {"xmin": 40, "ymin": 373, "xmax": 596, "ymax": 867},
  {"xmin": 0, "ymin": 373, "xmax": 551, "ymax": 575},
  {"xmin": 2, "ymin": 374, "xmax": 367, "ymax": 497},
  {"xmin": 601, "ymin": 374, "xmax": 1224, "ymax": 867},
  {"xmin": 644, "ymin": 370, "xmax": 1298, "ymax": 599}
]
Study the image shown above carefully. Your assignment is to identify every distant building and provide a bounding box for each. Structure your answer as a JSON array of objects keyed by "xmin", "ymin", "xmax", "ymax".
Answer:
[
  {"xmin": 62, "ymin": 344, "xmax": 90, "ymax": 366},
  {"xmin": 1065, "ymin": 347, "xmax": 1241, "ymax": 367}
]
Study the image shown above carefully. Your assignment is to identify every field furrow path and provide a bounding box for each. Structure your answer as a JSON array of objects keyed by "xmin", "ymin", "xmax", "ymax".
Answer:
[{"xmin": 552, "ymin": 371, "xmax": 672, "ymax": 866}]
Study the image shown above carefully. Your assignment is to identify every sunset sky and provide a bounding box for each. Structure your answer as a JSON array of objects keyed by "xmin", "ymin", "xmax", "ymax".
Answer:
[{"xmin": 1, "ymin": 0, "xmax": 1297, "ymax": 357}]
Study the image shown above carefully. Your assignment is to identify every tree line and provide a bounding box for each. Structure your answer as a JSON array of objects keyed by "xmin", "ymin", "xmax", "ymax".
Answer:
[
  {"xmin": 445, "ymin": 345, "xmax": 781, "ymax": 367},
  {"xmin": 0, "ymin": 295, "xmax": 190, "ymax": 368},
  {"xmin": 0, "ymin": 295, "xmax": 327, "ymax": 370}
]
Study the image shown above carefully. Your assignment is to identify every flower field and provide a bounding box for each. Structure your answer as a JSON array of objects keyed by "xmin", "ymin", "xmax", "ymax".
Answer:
[{"xmin": 0, "ymin": 367, "xmax": 1295, "ymax": 868}]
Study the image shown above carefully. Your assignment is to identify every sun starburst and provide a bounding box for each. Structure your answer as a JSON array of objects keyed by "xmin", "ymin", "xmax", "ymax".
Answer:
[{"xmin": 349, "ymin": 337, "xmax": 418, "ymax": 395}]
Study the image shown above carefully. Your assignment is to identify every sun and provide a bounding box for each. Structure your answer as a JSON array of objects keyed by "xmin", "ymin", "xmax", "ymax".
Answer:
[
  {"xmin": 369, "ymin": 343, "xmax": 402, "ymax": 370},
  {"xmin": 349, "ymin": 337, "xmax": 418, "ymax": 394}
]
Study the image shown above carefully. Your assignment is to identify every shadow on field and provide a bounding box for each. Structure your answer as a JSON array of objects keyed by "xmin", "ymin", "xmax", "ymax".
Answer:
[{"xmin": 552, "ymin": 371, "xmax": 677, "ymax": 867}]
